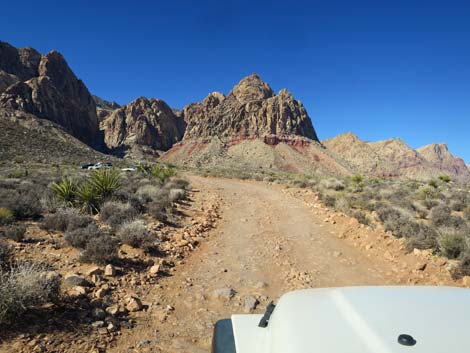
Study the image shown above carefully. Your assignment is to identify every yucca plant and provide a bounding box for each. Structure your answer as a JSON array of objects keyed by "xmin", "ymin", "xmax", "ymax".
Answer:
[
  {"xmin": 75, "ymin": 183, "xmax": 100, "ymax": 214},
  {"xmin": 136, "ymin": 164, "xmax": 152, "ymax": 175},
  {"xmin": 88, "ymin": 169, "xmax": 121, "ymax": 201},
  {"xmin": 51, "ymin": 178, "xmax": 77, "ymax": 206}
]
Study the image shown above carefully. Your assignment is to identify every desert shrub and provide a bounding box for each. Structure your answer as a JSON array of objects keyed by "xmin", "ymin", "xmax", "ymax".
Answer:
[
  {"xmin": 428, "ymin": 179, "xmax": 439, "ymax": 189},
  {"xmin": 136, "ymin": 184, "xmax": 161, "ymax": 203},
  {"xmin": 437, "ymin": 229, "xmax": 467, "ymax": 259},
  {"xmin": 1, "ymin": 188, "xmax": 43, "ymax": 221},
  {"xmin": 334, "ymin": 197, "xmax": 351, "ymax": 214},
  {"xmin": 50, "ymin": 178, "xmax": 77, "ymax": 206},
  {"xmin": 40, "ymin": 193, "xmax": 62, "ymax": 214},
  {"xmin": 0, "ymin": 240, "xmax": 13, "ymax": 268},
  {"xmin": 41, "ymin": 208, "xmax": 94, "ymax": 232},
  {"xmin": 164, "ymin": 178, "xmax": 189, "ymax": 190},
  {"xmin": 386, "ymin": 189, "xmax": 413, "ymax": 210},
  {"xmin": 351, "ymin": 210, "xmax": 371, "ymax": 226},
  {"xmin": 148, "ymin": 190, "xmax": 172, "ymax": 222},
  {"xmin": 418, "ymin": 186, "xmax": 439, "ymax": 201},
  {"xmin": 375, "ymin": 204, "xmax": 402, "ymax": 223},
  {"xmin": 463, "ymin": 207, "xmax": 470, "ymax": 221},
  {"xmin": 450, "ymin": 199, "xmax": 466, "ymax": 212},
  {"xmin": 3, "ymin": 224, "xmax": 26, "ymax": 242},
  {"xmin": 406, "ymin": 224, "xmax": 439, "ymax": 251},
  {"xmin": 351, "ymin": 174, "xmax": 364, "ymax": 185},
  {"xmin": 100, "ymin": 201, "xmax": 137, "ymax": 228},
  {"xmin": 458, "ymin": 250, "xmax": 470, "ymax": 276},
  {"xmin": 411, "ymin": 202, "xmax": 428, "ymax": 219},
  {"xmin": 318, "ymin": 192, "xmax": 337, "ymax": 208},
  {"xmin": 320, "ymin": 178, "xmax": 346, "ymax": 191},
  {"xmin": 0, "ymin": 262, "xmax": 60, "ymax": 325},
  {"xmin": 80, "ymin": 236, "xmax": 118, "ymax": 264},
  {"xmin": 64, "ymin": 223, "xmax": 102, "ymax": 249},
  {"xmin": 384, "ymin": 215, "xmax": 420, "ymax": 239},
  {"xmin": 0, "ymin": 208, "xmax": 13, "ymax": 225},
  {"xmin": 117, "ymin": 220, "xmax": 155, "ymax": 250},
  {"xmin": 169, "ymin": 188, "xmax": 187, "ymax": 203},
  {"xmin": 154, "ymin": 165, "xmax": 176, "ymax": 183},
  {"xmin": 438, "ymin": 174, "xmax": 451, "ymax": 183},
  {"xmin": 430, "ymin": 204, "xmax": 452, "ymax": 226},
  {"xmin": 88, "ymin": 169, "xmax": 121, "ymax": 201}
]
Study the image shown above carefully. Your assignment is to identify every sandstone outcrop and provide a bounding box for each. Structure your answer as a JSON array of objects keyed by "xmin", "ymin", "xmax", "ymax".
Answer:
[
  {"xmin": 417, "ymin": 143, "xmax": 470, "ymax": 178},
  {"xmin": 101, "ymin": 97, "xmax": 185, "ymax": 156},
  {"xmin": 182, "ymin": 74, "xmax": 318, "ymax": 141},
  {"xmin": 0, "ymin": 41, "xmax": 100, "ymax": 145}
]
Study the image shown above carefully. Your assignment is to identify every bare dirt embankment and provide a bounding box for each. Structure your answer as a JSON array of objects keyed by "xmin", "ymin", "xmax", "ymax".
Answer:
[{"xmin": 108, "ymin": 175, "xmax": 457, "ymax": 353}]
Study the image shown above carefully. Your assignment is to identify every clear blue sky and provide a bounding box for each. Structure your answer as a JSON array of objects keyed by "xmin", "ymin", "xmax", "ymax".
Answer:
[{"xmin": 2, "ymin": 0, "xmax": 470, "ymax": 161}]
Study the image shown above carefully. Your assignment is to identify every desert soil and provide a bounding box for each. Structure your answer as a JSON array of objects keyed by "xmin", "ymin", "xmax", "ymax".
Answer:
[{"xmin": 108, "ymin": 175, "xmax": 456, "ymax": 353}]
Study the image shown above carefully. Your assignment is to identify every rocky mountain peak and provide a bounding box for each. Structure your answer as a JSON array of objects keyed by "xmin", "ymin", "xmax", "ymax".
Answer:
[
  {"xmin": 417, "ymin": 143, "xmax": 469, "ymax": 178},
  {"xmin": 182, "ymin": 74, "xmax": 318, "ymax": 141},
  {"xmin": 0, "ymin": 41, "xmax": 100, "ymax": 145},
  {"xmin": 230, "ymin": 73, "xmax": 275, "ymax": 103}
]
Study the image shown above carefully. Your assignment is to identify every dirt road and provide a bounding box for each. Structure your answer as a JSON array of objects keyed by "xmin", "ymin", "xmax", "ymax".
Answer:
[{"xmin": 111, "ymin": 176, "xmax": 452, "ymax": 353}]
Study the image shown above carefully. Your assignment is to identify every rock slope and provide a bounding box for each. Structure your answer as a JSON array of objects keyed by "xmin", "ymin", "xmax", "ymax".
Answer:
[
  {"xmin": 323, "ymin": 133, "xmax": 469, "ymax": 180},
  {"xmin": 101, "ymin": 97, "xmax": 185, "ymax": 157},
  {"xmin": 417, "ymin": 143, "xmax": 470, "ymax": 178},
  {"xmin": 183, "ymin": 73, "xmax": 318, "ymax": 141},
  {"xmin": 0, "ymin": 41, "xmax": 100, "ymax": 145}
]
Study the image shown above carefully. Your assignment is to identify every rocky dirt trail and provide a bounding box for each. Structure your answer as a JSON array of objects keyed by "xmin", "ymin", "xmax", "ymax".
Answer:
[{"xmin": 110, "ymin": 176, "xmax": 456, "ymax": 353}]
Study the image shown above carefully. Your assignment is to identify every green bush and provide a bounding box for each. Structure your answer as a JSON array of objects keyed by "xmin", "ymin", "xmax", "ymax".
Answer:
[
  {"xmin": 438, "ymin": 174, "xmax": 451, "ymax": 183},
  {"xmin": 0, "ymin": 208, "xmax": 13, "ymax": 225},
  {"xmin": 437, "ymin": 229, "xmax": 467, "ymax": 259},
  {"xmin": 151, "ymin": 164, "xmax": 177, "ymax": 183}
]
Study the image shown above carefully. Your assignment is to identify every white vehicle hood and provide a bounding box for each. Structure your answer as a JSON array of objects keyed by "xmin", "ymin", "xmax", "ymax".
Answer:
[{"xmin": 232, "ymin": 286, "xmax": 470, "ymax": 353}]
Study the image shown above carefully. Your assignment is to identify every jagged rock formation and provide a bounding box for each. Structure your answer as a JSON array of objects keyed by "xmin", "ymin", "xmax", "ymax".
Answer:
[
  {"xmin": 93, "ymin": 95, "xmax": 120, "ymax": 121},
  {"xmin": 101, "ymin": 97, "xmax": 185, "ymax": 157},
  {"xmin": 182, "ymin": 74, "xmax": 318, "ymax": 141},
  {"xmin": 417, "ymin": 143, "xmax": 470, "ymax": 178},
  {"xmin": 0, "ymin": 41, "xmax": 100, "ymax": 145}
]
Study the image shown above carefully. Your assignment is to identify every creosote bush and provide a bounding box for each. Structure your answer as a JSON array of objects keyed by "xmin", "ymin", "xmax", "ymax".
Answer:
[
  {"xmin": 64, "ymin": 224, "xmax": 102, "ymax": 249},
  {"xmin": 100, "ymin": 201, "xmax": 137, "ymax": 228},
  {"xmin": 80, "ymin": 236, "xmax": 118, "ymax": 265},
  {"xmin": 437, "ymin": 229, "xmax": 467, "ymax": 259}
]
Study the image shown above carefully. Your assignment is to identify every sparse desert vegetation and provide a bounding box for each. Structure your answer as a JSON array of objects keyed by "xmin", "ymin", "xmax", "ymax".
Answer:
[{"xmin": 0, "ymin": 162, "xmax": 223, "ymax": 351}]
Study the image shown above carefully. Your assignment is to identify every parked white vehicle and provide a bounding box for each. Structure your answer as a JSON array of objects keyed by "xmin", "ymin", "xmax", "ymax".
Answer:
[{"xmin": 212, "ymin": 286, "xmax": 470, "ymax": 353}]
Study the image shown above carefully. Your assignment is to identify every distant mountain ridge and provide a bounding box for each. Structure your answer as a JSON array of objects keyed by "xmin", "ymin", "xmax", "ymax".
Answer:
[{"xmin": 0, "ymin": 40, "xmax": 468, "ymax": 180}]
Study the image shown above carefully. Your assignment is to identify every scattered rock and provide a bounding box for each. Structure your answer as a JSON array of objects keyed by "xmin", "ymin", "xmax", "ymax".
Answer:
[
  {"xmin": 63, "ymin": 274, "xmax": 92, "ymax": 288},
  {"xmin": 104, "ymin": 264, "xmax": 116, "ymax": 277},
  {"xmin": 86, "ymin": 266, "xmax": 103, "ymax": 276},
  {"xmin": 211, "ymin": 287, "xmax": 236, "ymax": 301},
  {"xmin": 91, "ymin": 321, "xmax": 105, "ymax": 328},
  {"xmin": 126, "ymin": 297, "xmax": 143, "ymax": 312},
  {"xmin": 148, "ymin": 264, "xmax": 161, "ymax": 276},
  {"xmin": 243, "ymin": 296, "xmax": 259, "ymax": 313}
]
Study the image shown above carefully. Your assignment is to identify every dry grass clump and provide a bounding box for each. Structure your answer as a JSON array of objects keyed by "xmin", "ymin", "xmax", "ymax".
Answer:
[
  {"xmin": 319, "ymin": 178, "xmax": 346, "ymax": 191},
  {"xmin": 0, "ymin": 208, "xmax": 13, "ymax": 225},
  {"xmin": 0, "ymin": 262, "xmax": 60, "ymax": 325}
]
